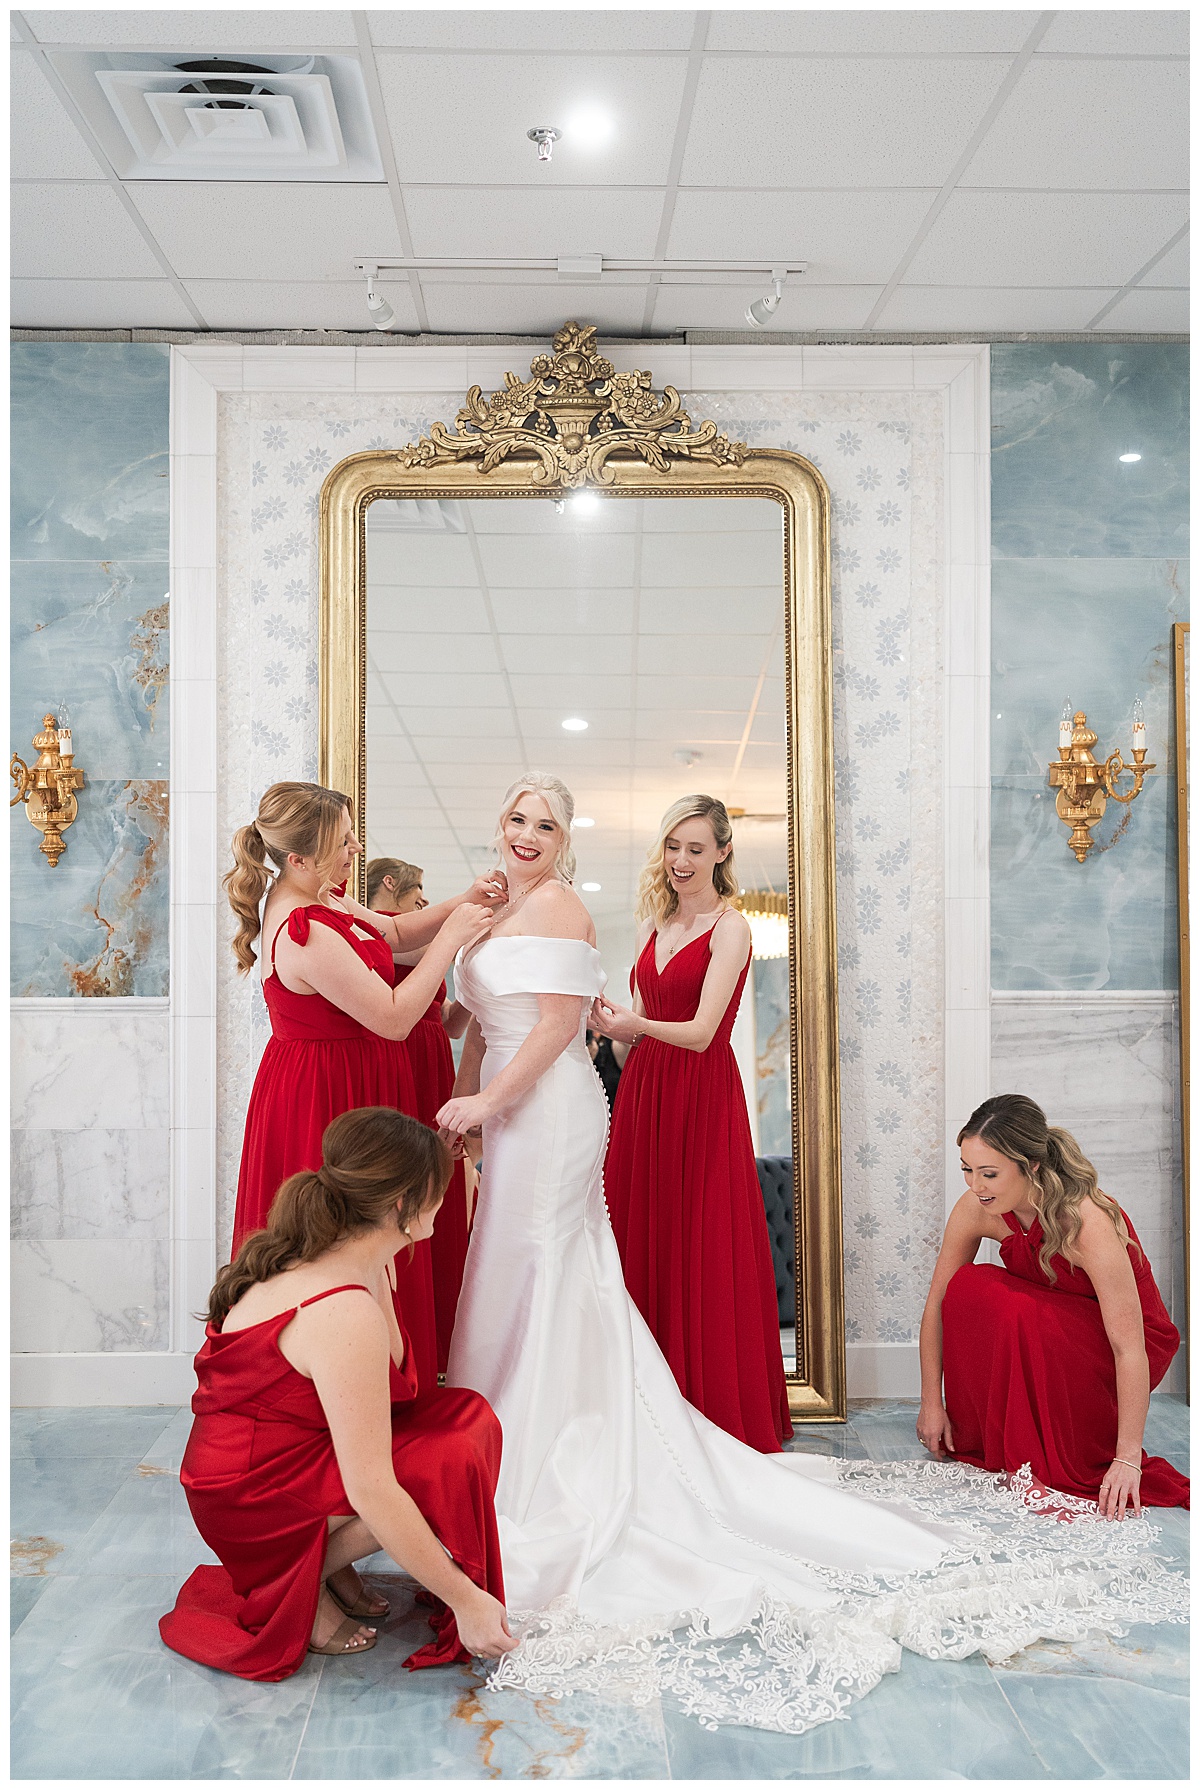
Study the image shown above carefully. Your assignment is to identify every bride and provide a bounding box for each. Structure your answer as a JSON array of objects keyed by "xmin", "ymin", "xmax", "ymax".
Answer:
[{"xmin": 436, "ymin": 773, "xmax": 1186, "ymax": 1734}]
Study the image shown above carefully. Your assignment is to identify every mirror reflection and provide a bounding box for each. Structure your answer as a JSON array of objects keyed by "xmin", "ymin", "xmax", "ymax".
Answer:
[{"xmin": 365, "ymin": 495, "xmax": 795, "ymax": 1371}]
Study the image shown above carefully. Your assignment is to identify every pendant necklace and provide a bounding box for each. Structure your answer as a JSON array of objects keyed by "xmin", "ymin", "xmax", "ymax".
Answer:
[{"xmin": 659, "ymin": 902, "xmax": 725, "ymax": 968}]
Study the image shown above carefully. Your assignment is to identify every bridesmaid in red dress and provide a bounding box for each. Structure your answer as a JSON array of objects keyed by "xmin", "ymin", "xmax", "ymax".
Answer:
[
  {"xmin": 592, "ymin": 794, "xmax": 792, "ymax": 1453},
  {"xmin": 161, "ymin": 1106, "xmax": 515, "ymax": 1675},
  {"xmin": 224, "ymin": 783, "xmax": 501, "ymax": 1389},
  {"xmin": 918, "ymin": 1094, "xmax": 1188, "ymax": 1514},
  {"xmin": 367, "ymin": 855, "xmax": 474, "ymax": 1373}
]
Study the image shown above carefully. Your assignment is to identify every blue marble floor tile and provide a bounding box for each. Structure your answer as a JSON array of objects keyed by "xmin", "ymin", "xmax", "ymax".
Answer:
[
  {"xmin": 993, "ymin": 1669, "xmax": 1188, "ymax": 1779},
  {"xmin": 11, "ymin": 1406, "xmax": 179, "ymax": 1461},
  {"xmin": 136, "ymin": 1406, "xmax": 195, "ymax": 1474},
  {"xmin": 662, "ymin": 1648, "xmax": 1051, "ymax": 1780},
  {"xmin": 54, "ymin": 1467, "xmax": 216, "ymax": 1579},
  {"xmin": 10, "ymin": 1573, "xmax": 319, "ymax": 1781},
  {"xmin": 11, "ymin": 1574, "xmax": 51, "ymax": 1635},
  {"xmin": 11, "ymin": 1452, "xmax": 133, "ymax": 1553},
  {"xmin": 1143, "ymin": 1393, "xmax": 1190, "ymax": 1470}
]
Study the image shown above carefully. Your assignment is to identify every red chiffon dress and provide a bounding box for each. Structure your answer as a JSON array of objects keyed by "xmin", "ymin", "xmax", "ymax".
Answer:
[
  {"xmin": 159, "ymin": 1284, "xmax": 505, "ymax": 1680},
  {"xmin": 943, "ymin": 1208, "xmax": 1189, "ymax": 1507},
  {"xmin": 231, "ymin": 905, "xmax": 438, "ymax": 1391},
  {"xmin": 604, "ymin": 927, "xmax": 793, "ymax": 1452}
]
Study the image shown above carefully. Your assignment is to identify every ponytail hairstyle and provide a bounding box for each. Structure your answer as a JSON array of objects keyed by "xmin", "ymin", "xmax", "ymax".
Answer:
[
  {"xmin": 224, "ymin": 782, "xmax": 354, "ymax": 972},
  {"xmin": 493, "ymin": 773, "xmax": 577, "ymax": 880},
  {"xmin": 366, "ymin": 856, "xmax": 423, "ymax": 909},
  {"xmin": 636, "ymin": 794, "xmax": 738, "ymax": 926},
  {"xmin": 957, "ymin": 1093, "xmax": 1138, "ymax": 1283},
  {"xmin": 208, "ymin": 1107, "xmax": 451, "ymax": 1328}
]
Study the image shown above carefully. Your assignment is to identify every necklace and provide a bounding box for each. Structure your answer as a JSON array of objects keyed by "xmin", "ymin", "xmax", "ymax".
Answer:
[
  {"xmin": 657, "ymin": 903, "xmax": 725, "ymax": 969},
  {"xmin": 496, "ymin": 867, "xmax": 559, "ymax": 928}
]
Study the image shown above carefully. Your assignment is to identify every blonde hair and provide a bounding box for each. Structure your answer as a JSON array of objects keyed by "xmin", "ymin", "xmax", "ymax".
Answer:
[
  {"xmin": 208, "ymin": 1108, "xmax": 451, "ymax": 1327},
  {"xmin": 636, "ymin": 794, "xmax": 738, "ymax": 925},
  {"xmin": 224, "ymin": 781, "xmax": 353, "ymax": 973},
  {"xmin": 494, "ymin": 773, "xmax": 576, "ymax": 880},
  {"xmin": 958, "ymin": 1094, "xmax": 1138, "ymax": 1284},
  {"xmin": 366, "ymin": 856, "xmax": 423, "ymax": 908}
]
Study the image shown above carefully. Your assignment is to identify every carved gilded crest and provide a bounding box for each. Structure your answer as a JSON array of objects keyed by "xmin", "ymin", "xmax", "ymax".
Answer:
[{"xmin": 397, "ymin": 321, "xmax": 747, "ymax": 488}]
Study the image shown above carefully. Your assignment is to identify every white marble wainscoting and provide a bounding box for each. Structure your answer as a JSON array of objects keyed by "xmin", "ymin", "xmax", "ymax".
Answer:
[
  {"xmin": 991, "ymin": 990, "xmax": 1186, "ymax": 1392},
  {"xmin": 10, "ymin": 999, "xmax": 174, "ymax": 1397}
]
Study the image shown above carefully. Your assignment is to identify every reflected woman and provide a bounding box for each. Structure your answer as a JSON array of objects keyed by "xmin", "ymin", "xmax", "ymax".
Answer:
[
  {"xmin": 591, "ymin": 795, "xmax": 792, "ymax": 1452},
  {"xmin": 366, "ymin": 855, "xmax": 473, "ymax": 1374}
]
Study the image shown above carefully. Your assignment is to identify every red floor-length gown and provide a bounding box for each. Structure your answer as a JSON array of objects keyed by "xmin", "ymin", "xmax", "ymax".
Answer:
[
  {"xmin": 943, "ymin": 1208, "xmax": 1189, "ymax": 1507},
  {"xmin": 231, "ymin": 905, "xmax": 438, "ymax": 1391},
  {"xmin": 159, "ymin": 1284, "xmax": 505, "ymax": 1680},
  {"xmin": 605, "ymin": 928, "xmax": 793, "ymax": 1452}
]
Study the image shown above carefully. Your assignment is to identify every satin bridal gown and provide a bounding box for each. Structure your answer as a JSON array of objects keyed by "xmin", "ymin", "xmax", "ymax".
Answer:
[{"xmin": 447, "ymin": 936, "xmax": 1186, "ymax": 1736}]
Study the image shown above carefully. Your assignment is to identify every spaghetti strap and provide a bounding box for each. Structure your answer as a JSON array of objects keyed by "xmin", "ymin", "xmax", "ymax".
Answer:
[
  {"xmin": 297, "ymin": 1283, "xmax": 371, "ymax": 1308},
  {"xmin": 268, "ymin": 918, "xmax": 290, "ymax": 972}
]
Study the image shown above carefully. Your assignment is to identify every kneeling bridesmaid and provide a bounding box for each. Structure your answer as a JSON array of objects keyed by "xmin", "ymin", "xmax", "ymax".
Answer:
[
  {"xmin": 160, "ymin": 1108, "xmax": 515, "ymax": 1680},
  {"xmin": 918, "ymin": 1093, "xmax": 1188, "ymax": 1516}
]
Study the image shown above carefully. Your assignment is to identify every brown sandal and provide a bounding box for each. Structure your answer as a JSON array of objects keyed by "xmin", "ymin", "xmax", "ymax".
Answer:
[
  {"xmin": 308, "ymin": 1614, "xmax": 377, "ymax": 1656},
  {"xmin": 325, "ymin": 1574, "xmax": 390, "ymax": 1620}
]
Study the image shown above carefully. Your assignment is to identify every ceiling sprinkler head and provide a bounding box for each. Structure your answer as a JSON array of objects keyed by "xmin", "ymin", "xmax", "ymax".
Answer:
[{"xmin": 527, "ymin": 126, "xmax": 563, "ymax": 164}]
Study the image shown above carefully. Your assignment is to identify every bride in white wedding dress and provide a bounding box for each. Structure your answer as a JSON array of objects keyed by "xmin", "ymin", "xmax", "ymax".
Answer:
[{"xmin": 437, "ymin": 774, "xmax": 1186, "ymax": 1735}]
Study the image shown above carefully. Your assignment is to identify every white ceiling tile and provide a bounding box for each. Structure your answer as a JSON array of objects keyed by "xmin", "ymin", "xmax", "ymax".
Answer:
[
  {"xmin": 377, "ymin": 51, "xmax": 689, "ymax": 186},
  {"xmin": 518, "ymin": 707, "xmax": 633, "ymax": 739},
  {"xmin": 640, "ymin": 531, "xmax": 782, "ymax": 588},
  {"xmin": 640, "ymin": 590, "xmax": 782, "ymax": 634},
  {"xmin": 368, "ymin": 532, "xmax": 478, "ymax": 584},
  {"xmin": 10, "ymin": 53, "xmax": 105, "ymax": 178},
  {"xmin": 639, "ymin": 500, "xmax": 781, "ymax": 534},
  {"xmin": 12, "ymin": 181, "xmax": 164, "ymax": 278},
  {"xmin": 369, "ymin": 12, "xmax": 696, "ymax": 51},
  {"xmin": 27, "ymin": 12, "xmax": 359, "ymax": 47},
  {"xmin": 404, "ymin": 186, "xmax": 663, "ymax": 258},
  {"xmin": 962, "ymin": 58, "xmax": 1188, "ymax": 189},
  {"xmin": 370, "ymin": 633, "xmax": 501, "ymax": 675},
  {"xmin": 903, "ymin": 191, "xmax": 1190, "ymax": 286},
  {"xmin": 367, "ymin": 588, "xmax": 492, "ymax": 633},
  {"xmin": 500, "ymin": 635, "xmax": 633, "ymax": 676},
  {"xmin": 382, "ymin": 673, "xmax": 510, "ymax": 707},
  {"xmin": 476, "ymin": 533, "xmax": 637, "ymax": 590},
  {"xmin": 635, "ymin": 710, "xmax": 746, "ymax": 742},
  {"xmin": 876, "ymin": 285, "xmax": 1117, "ymax": 331},
  {"xmin": 488, "ymin": 591, "xmax": 636, "ymax": 635},
  {"xmin": 638, "ymin": 634, "xmax": 769, "ymax": 677},
  {"xmin": 418, "ymin": 281, "xmax": 650, "ymax": 336},
  {"xmin": 706, "ymin": 11, "xmax": 1042, "ymax": 52},
  {"xmin": 506, "ymin": 673, "xmax": 631, "ymax": 709},
  {"xmin": 638, "ymin": 674, "xmax": 760, "ymax": 709},
  {"xmin": 680, "ymin": 57, "xmax": 1009, "ymax": 188},
  {"xmin": 667, "ymin": 188, "xmax": 934, "ymax": 283},
  {"xmin": 418, "ymin": 759, "xmax": 524, "ymax": 788},
  {"xmin": 1098, "ymin": 286, "xmax": 1189, "ymax": 331},
  {"xmin": 467, "ymin": 499, "xmax": 635, "ymax": 536},
  {"xmin": 128, "ymin": 182, "xmax": 401, "ymax": 281},
  {"xmin": 650, "ymin": 281, "xmax": 884, "ymax": 332},
  {"xmin": 1141, "ymin": 234, "xmax": 1190, "ymax": 285},
  {"xmin": 1036, "ymin": 11, "xmax": 1189, "ymax": 54},
  {"xmin": 10, "ymin": 276, "xmax": 195, "ymax": 327},
  {"xmin": 182, "ymin": 280, "xmax": 420, "ymax": 332}
]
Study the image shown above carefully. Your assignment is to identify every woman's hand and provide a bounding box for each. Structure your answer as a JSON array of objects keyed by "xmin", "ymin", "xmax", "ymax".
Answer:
[
  {"xmin": 440, "ymin": 902, "xmax": 497, "ymax": 952},
  {"xmin": 916, "ymin": 1401, "xmax": 955, "ymax": 1457},
  {"xmin": 1098, "ymin": 1457, "xmax": 1142, "ymax": 1521},
  {"xmin": 453, "ymin": 1587, "xmax": 518, "ymax": 1659},
  {"xmin": 589, "ymin": 997, "xmax": 641, "ymax": 1045},
  {"xmin": 469, "ymin": 873, "xmax": 508, "ymax": 908},
  {"xmin": 437, "ymin": 1093, "xmax": 492, "ymax": 1141}
]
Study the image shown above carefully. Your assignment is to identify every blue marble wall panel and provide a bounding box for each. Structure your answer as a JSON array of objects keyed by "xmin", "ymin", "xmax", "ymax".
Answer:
[
  {"xmin": 991, "ymin": 343, "xmax": 1189, "ymax": 991},
  {"xmin": 11, "ymin": 345, "xmax": 169, "ymax": 996},
  {"xmin": 753, "ymin": 957, "xmax": 792, "ymax": 1156}
]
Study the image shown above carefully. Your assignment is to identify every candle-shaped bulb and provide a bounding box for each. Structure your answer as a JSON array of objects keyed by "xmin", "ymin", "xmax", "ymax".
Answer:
[
  {"xmin": 1132, "ymin": 697, "xmax": 1146, "ymax": 750},
  {"xmin": 58, "ymin": 727, "xmax": 72, "ymax": 748},
  {"xmin": 1059, "ymin": 697, "xmax": 1073, "ymax": 750}
]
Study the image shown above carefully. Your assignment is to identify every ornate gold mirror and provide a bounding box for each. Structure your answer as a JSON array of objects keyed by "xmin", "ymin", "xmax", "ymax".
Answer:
[{"xmin": 319, "ymin": 324, "xmax": 843, "ymax": 1419}]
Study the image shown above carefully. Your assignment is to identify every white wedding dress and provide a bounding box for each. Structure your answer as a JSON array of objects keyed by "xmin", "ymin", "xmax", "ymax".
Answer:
[{"xmin": 447, "ymin": 936, "xmax": 1186, "ymax": 1734}]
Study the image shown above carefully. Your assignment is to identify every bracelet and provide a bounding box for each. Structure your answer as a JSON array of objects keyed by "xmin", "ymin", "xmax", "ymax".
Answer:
[{"xmin": 1112, "ymin": 1457, "xmax": 1142, "ymax": 1473}]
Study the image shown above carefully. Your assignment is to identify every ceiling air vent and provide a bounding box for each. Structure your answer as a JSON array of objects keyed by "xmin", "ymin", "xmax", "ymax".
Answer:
[{"xmin": 50, "ymin": 50, "xmax": 383, "ymax": 180}]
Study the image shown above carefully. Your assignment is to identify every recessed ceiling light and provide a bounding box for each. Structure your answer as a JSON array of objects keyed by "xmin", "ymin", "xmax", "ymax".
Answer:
[
  {"xmin": 1119, "ymin": 451, "xmax": 1142, "ymax": 463},
  {"xmin": 567, "ymin": 106, "xmax": 615, "ymax": 149},
  {"xmin": 581, "ymin": 881, "xmax": 602, "ymax": 892},
  {"xmin": 569, "ymin": 491, "xmax": 601, "ymax": 516},
  {"xmin": 562, "ymin": 717, "xmax": 589, "ymax": 732},
  {"xmin": 573, "ymin": 816, "xmax": 596, "ymax": 827}
]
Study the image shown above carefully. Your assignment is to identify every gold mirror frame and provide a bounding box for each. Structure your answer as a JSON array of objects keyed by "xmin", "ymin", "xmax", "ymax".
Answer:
[{"xmin": 318, "ymin": 324, "xmax": 844, "ymax": 1419}]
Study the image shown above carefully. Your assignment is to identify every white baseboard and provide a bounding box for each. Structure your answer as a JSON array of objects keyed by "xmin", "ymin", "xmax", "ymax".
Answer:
[
  {"xmin": 846, "ymin": 1342, "xmax": 921, "ymax": 1398},
  {"xmin": 11, "ymin": 1352, "xmax": 196, "ymax": 1407}
]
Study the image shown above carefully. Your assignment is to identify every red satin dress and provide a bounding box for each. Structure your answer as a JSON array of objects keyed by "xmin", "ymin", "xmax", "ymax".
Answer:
[
  {"xmin": 231, "ymin": 905, "xmax": 438, "ymax": 1391},
  {"xmin": 159, "ymin": 1284, "xmax": 505, "ymax": 1680},
  {"xmin": 605, "ymin": 926, "xmax": 793, "ymax": 1452},
  {"xmin": 943, "ymin": 1208, "xmax": 1189, "ymax": 1507}
]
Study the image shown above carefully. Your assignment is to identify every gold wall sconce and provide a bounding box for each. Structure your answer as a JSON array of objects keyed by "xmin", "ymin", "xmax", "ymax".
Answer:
[
  {"xmin": 10, "ymin": 714, "xmax": 85, "ymax": 867},
  {"xmin": 1048, "ymin": 701, "xmax": 1154, "ymax": 864}
]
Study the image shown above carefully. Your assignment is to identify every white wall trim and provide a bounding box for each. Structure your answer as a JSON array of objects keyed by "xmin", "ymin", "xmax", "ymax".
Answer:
[
  {"xmin": 10, "ymin": 996, "xmax": 171, "ymax": 1011},
  {"xmin": 991, "ymin": 989, "xmax": 1178, "ymax": 1005},
  {"xmin": 11, "ymin": 1352, "xmax": 196, "ymax": 1407}
]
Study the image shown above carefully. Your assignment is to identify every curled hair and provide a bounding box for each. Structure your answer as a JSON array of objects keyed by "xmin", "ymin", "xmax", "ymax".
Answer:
[
  {"xmin": 223, "ymin": 782, "xmax": 353, "ymax": 973},
  {"xmin": 494, "ymin": 773, "xmax": 576, "ymax": 880},
  {"xmin": 958, "ymin": 1093, "xmax": 1137, "ymax": 1283},
  {"xmin": 366, "ymin": 856, "xmax": 423, "ymax": 909},
  {"xmin": 636, "ymin": 794, "xmax": 738, "ymax": 925},
  {"xmin": 208, "ymin": 1107, "xmax": 451, "ymax": 1328}
]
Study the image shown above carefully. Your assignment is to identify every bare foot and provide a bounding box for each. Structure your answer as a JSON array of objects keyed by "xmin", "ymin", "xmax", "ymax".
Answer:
[
  {"xmin": 310, "ymin": 1588, "xmax": 375, "ymax": 1651},
  {"xmin": 327, "ymin": 1564, "xmax": 389, "ymax": 1617}
]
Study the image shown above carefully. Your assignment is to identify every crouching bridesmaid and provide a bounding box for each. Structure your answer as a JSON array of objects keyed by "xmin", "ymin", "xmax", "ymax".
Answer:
[
  {"xmin": 160, "ymin": 1107, "xmax": 515, "ymax": 1678},
  {"xmin": 918, "ymin": 1093, "xmax": 1188, "ymax": 1517}
]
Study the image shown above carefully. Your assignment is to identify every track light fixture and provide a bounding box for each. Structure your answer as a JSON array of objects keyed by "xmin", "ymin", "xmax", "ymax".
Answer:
[
  {"xmin": 363, "ymin": 265, "xmax": 395, "ymax": 331},
  {"xmin": 746, "ymin": 269, "xmax": 787, "ymax": 328}
]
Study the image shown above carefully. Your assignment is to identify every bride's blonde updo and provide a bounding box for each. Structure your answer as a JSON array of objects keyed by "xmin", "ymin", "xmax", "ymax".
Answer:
[
  {"xmin": 224, "ymin": 781, "xmax": 353, "ymax": 973},
  {"xmin": 493, "ymin": 773, "xmax": 577, "ymax": 880}
]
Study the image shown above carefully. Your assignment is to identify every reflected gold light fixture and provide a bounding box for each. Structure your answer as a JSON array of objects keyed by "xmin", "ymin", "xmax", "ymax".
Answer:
[
  {"xmin": 10, "ymin": 713, "xmax": 86, "ymax": 867},
  {"xmin": 735, "ymin": 890, "xmax": 789, "ymax": 959},
  {"xmin": 1048, "ymin": 704, "xmax": 1154, "ymax": 863}
]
